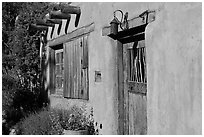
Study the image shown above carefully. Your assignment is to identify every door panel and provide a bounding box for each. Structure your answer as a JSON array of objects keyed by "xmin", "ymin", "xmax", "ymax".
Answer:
[
  {"xmin": 123, "ymin": 41, "xmax": 147, "ymax": 135},
  {"xmin": 128, "ymin": 92, "xmax": 147, "ymax": 135}
]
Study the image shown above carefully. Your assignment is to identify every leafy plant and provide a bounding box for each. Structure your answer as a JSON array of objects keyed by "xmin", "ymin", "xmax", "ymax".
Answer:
[
  {"xmin": 56, "ymin": 106, "xmax": 95, "ymax": 134},
  {"xmin": 16, "ymin": 108, "xmax": 63, "ymax": 135}
]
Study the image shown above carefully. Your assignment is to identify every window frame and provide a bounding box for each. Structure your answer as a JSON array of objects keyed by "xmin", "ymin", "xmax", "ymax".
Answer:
[
  {"xmin": 49, "ymin": 35, "xmax": 89, "ymax": 100},
  {"xmin": 55, "ymin": 49, "xmax": 64, "ymax": 96}
]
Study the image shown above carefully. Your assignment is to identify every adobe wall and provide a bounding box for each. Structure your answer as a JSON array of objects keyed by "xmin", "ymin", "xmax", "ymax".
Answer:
[
  {"xmin": 48, "ymin": 2, "xmax": 156, "ymax": 135},
  {"xmin": 46, "ymin": 2, "xmax": 202, "ymax": 135},
  {"xmin": 75, "ymin": 3, "xmax": 154, "ymax": 134},
  {"xmin": 145, "ymin": 3, "xmax": 202, "ymax": 134}
]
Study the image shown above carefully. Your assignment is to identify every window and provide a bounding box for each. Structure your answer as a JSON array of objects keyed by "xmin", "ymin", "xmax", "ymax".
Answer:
[
  {"xmin": 55, "ymin": 49, "xmax": 64, "ymax": 96},
  {"xmin": 63, "ymin": 35, "xmax": 89, "ymax": 100},
  {"xmin": 128, "ymin": 40, "xmax": 147, "ymax": 83},
  {"xmin": 49, "ymin": 35, "xmax": 89, "ymax": 100}
]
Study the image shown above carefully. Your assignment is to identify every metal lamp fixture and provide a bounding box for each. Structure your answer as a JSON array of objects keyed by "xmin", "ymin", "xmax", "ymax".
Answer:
[{"xmin": 110, "ymin": 10, "xmax": 129, "ymax": 35}]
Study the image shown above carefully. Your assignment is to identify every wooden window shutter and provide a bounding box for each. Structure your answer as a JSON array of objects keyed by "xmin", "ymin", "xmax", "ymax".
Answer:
[
  {"xmin": 63, "ymin": 36, "xmax": 89, "ymax": 100},
  {"xmin": 82, "ymin": 35, "xmax": 88, "ymax": 69},
  {"xmin": 63, "ymin": 41, "xmax": 71, "ymax": 98},
  {"xmin": 80, "ymin": 36, "xmax": 89, "ymax": 100},
  {"xmin": 49, "ymin": 48, "xmax": 55, "ymax": 94}
]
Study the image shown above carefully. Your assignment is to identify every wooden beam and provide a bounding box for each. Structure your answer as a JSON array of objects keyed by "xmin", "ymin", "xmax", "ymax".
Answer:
[
  {"xmin": 111, "ymin": 24, "xmax": 147, "ymax": 40},
  {"xmin": 28, "ymin": 24, "xmax": 48, "ymax": 31},
  {"xmin": 61, "ymin": 5, "xmax": 81, "ymax": 14},
  {"xmin": 61, "ymin": 5, "xmax": 81, "ymax": 27},
  {"xmin": 36, "ymin": 19, "xmax": 55, "ymax": 27},
  {"xmin": 46, "ymin": 19, "xmax": 62, "ymax": 24},
  {"xmin": 102, "ymin": 10, "xmax": 155, "ymax": 37},
  {"xmin": 50, "ymin": 10, "xmax": 71, "ymax": 19},
  {"xmin": 48, "ymin": 22, "xmax": 94, "ymax": 48},
  {"xmin": 118, "ymin": 32, "xmax": 145, "ymax": 44}
]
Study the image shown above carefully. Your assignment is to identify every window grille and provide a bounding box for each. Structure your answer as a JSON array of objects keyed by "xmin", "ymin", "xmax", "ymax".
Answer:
[{"xmin": 128, "ymin": 41, "xmax": 147, "ymax": 83}]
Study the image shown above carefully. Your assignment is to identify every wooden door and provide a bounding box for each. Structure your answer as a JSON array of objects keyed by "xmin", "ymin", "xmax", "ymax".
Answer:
[{"xmin": 123, "ymin": 40, "xmax": 147, "ymax": 135}]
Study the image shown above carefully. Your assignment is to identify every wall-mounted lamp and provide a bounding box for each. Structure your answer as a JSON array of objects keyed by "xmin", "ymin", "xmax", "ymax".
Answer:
[
  {"xmin": 110, "ymin": 18, "xmax": 119, "ymax": 35},
  {"xmin": 110, "ymin": 10, "xmax": 129, "ymax": 35}
]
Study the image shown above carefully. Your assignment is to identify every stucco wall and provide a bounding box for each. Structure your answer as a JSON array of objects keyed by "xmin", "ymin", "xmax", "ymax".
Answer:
[
  {"xmin": 46, "ymin": 2, "xmax": 202, "ymax": 135},
  {"xmin": 80, "ymin": 3, "xmax": 152, "ymax": 135},
  {"xmin": 146, "ymin": 3, "xmax": 202, "ymax": 134},
  {"xmin": 67, "ymin": 2, "xmax": 155, "ymax": 135}
]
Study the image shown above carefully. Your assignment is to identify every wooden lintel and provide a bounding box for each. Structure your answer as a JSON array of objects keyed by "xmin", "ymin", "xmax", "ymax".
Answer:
[
  {"xmin": 48, "ymin": 22, "xmax": 95, "ymax": 47},
  {"xmin": 102, "ymin": 10, "xmax": 155, "ymax": 37},
  {"xmin": 118, "ymin": 32, "xmax": 145, "ymax": 44},
  {"xmin": 61, "ymin": 5, "xmax": 81, "ymax": 14},
  {"xmin": 46, "ymin": 19, "xmax": 62, "ymax": 24},
  {"xmin": 108, "ymin": 24, "xmax": 147, "ymax": 40},
  {"xmin": 36, "ymin": 19, "xmax": 55, "ymax": 27},
  {"xmin": 50, "ymin": 10, "xmax": 71, "ymax": 19},
  {"xmin": 28, "ymin": 24, "xmax": 48, "ymax": 31}
]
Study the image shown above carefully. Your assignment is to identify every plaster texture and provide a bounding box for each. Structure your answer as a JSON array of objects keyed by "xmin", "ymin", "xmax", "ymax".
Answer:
[
  {"xmin": 46, "ymin": 2, "xmax": 202, "ymax": 135},
  {"xmin": 146, "ymin": 3, "xmax": 202, "ymax": 134}
]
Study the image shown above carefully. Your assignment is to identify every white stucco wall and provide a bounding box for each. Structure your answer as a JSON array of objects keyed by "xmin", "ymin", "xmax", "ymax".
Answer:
[
  {"xmin": 46, "ymin": 2, "xmax": 202, "ymax": 135},
  {"xmin": 146, "ymin": 2, "xmax": 202, "ymax": 134}
]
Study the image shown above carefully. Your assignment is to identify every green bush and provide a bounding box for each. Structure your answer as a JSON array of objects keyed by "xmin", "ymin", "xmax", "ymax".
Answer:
[{"xmin": 17, "ymin": 109, "xmax": 63, "ymax": 135}]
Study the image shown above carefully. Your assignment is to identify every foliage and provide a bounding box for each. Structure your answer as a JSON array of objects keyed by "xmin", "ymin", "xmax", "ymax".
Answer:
[
  {"xmin": 16, "ymin": 108, "xmax": 63, "ymax": 135},
  {"xmin": 56, "ymin": 106, "xmax": 95, "ymax": 135},
  {"xmin": 11, "ymin": 106, "xmax": 95, "ymax": 135},
  {"xmin": 2, "ymin": 75, "xmax": 19, "ymax": 135},
  {"xmin": 2, "ymin": 2, "xmax": 72, "ymax": 134},
  {"xmin": 2, "ymin": 74, "xmax": 50, "ymax": 135},
  {"xmin": 2, "ymin": 2, "xmax": 53, "ymax": 134}
]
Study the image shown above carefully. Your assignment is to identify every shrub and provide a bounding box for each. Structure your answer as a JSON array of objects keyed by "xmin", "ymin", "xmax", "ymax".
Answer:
[
  {"xmin": 2, "ymin": 74, "xmax": 20, "ymax": 135},
  {"xmin": 13, "ymin": 106, "xmax": 95, "ymax": 135},
  {"xmin": 2, "ymin": 74, "xmax": 49, "ymax": 134},
  {"xmin": 55, "ymin": 105, "xmax": 95, "ymax": 135},
  {"xmin": 17, "ymin": 108, "xmax": 63, "ymax": 135}
]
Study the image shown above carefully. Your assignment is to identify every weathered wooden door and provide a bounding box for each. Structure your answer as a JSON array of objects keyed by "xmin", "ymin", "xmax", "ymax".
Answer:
[{"xmin": 123, "ymin": 40, "xmax": 147, "ymax": 135}]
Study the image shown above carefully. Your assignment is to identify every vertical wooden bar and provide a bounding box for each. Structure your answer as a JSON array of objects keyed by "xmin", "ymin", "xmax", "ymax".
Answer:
[
  {"xmin": 63, "ymin": 44, "xmax": 66, "ymax": 97},
  {"xmin": 129, "ymin": 50, "xmax": 132, "ymax": 81},
  {"xmin": 81, "ymin": 37, "xmax": 85, "ymax": 99},
  {"xmin": 82, "ymin": 35, "xmax": 89, "ymax": 100},
  {"xmin": 135, "ymin": 52, "xmax": 138, "ymax": 82},
  {"xmin": 118, "ymin": 41, "xmax": 124, "ymax": 135},
  {"xmin": 123, "ymin": 43, "xmax": 130, "ymax": 135},
  {"xmin": 138, "ymin": 48, "xmax": 143, "ymax": 82},
  {"xmin": 79, "ymin": 37, "xmax": 83, "ymax": 99},
  {"xmin": 73, "ymin": 40, "xmax": 76, "ymax": 98},
  {"xmin": 75, "ymin": 39, "xmax": 79, "ymax": 99},
  {"xmin": 68, "ymin": 42, "xmax": 71, "ymax": 97},
  {"xmin": 85, "ymin": 69, "xmax": 88, "ymax": 100},
  {"xmin": 82, "ymin": 35, "xmax": 88, "ymax": 69},
  {"xmin": 143, "ymin": 47, "xmax": 147, "ymax": 83},
  {"xmin": 77, "ymin": 38, "xmax": 81, "ymax": 99},
  {"xmin": 70, "ymin": 41, "xmax": 74, "ymax": 98},
  {"xmin": 137, "ymin": 49, "xmax": 141, "ymax": 82},
  {"xmin": 86, "ymin": 68, "xmax": 89, "ymax": 100},
  {"xmin": 130, "ymin": 49, "xmax": 134, "ymax": 81},
  {"xmin": 49, "ymin": 48, "xmax": 55, "ymax": 94},
  {"xmin": 63, "ymin": 43, "xmax": 68, "ymax": 97},
  {"xmin": 128, "ymin": 93, "xmax": 134, "ymax": 135},
  {"xmin": 68, "ymin": 42, "xmax": 72, "ymax": 98},
  {"xmin": 82, "ymin": 69, "xmax": 85, "ymax": 99}
]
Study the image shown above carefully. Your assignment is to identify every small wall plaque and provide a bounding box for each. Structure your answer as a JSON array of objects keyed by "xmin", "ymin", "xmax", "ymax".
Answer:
[{"xmin": 95, "ymin": 71, "xmax": 102, "ymax": 82}]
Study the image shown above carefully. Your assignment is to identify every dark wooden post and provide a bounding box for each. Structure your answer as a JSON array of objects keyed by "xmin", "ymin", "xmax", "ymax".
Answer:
[{"xmin": 117, "ymin": 41, "xmax": 124, "ymax": 135}]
